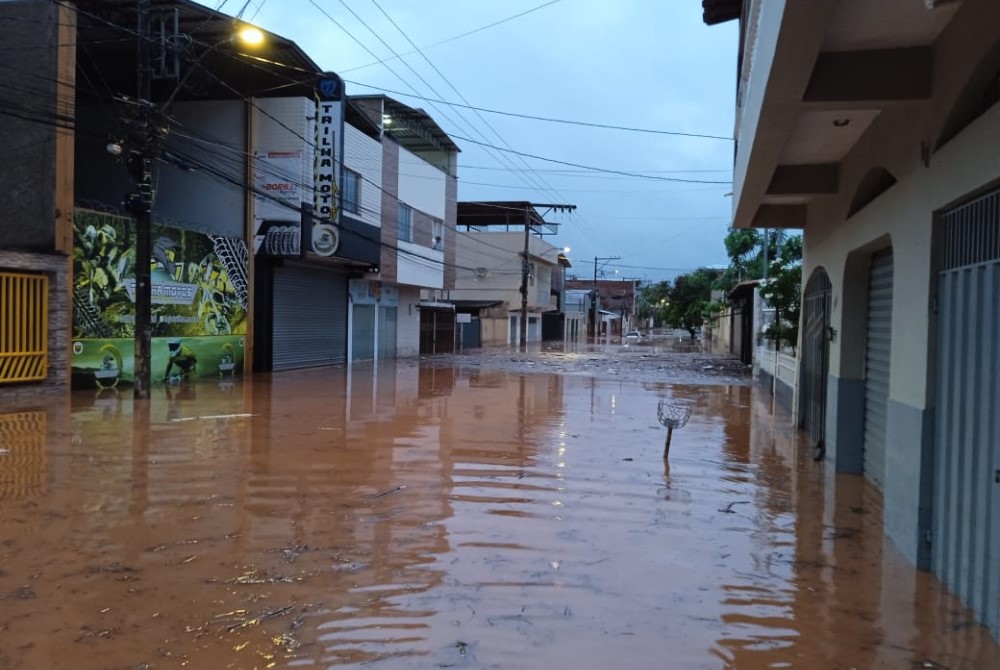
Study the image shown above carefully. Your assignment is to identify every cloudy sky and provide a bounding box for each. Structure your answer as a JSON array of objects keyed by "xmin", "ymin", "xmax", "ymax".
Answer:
[{"xmin": 205, "ymin": 0, "xmax": 739, "ymax": 283}]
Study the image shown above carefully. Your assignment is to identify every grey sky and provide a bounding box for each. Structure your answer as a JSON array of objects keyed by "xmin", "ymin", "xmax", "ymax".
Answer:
[{"xmin": 213, "ymin": 0, "xmax": 738, "ymax": 283}]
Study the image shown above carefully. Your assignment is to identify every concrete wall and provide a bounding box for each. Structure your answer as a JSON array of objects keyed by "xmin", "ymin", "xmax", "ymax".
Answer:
[
  {"xmin": 158, "ymin": 101, "xmax": 247, "ymax": 237},
  {"xmin": 396, "ymin": 286, "xmax": 420, "ymax": 357},
  {"xmin": 0, "ymin": 0, "xmax": 61, "ymax": 252},
  {"xmin": 450, "ymin": 231, "xmax": 559, "ymax": 309},
  {"xmin": 397, "ymin": 146, "xmax": 445, "ymax": 220},
  {"xmin": 397, "ymin": 241, "xmax": 444, "ymax": 289}
]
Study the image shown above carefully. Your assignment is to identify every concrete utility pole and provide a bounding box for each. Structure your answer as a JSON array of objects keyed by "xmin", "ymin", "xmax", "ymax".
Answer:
[
  {"xmin": 518, "ymin": 203, "xmax": 575, "ymax": 350},
  {"xmin": 592, "ymin": 255, "xmax": 620, "ymax": 340},
  {"xmin": 130, "ymin": 0, "xmax": 154, "ymax": 399}
]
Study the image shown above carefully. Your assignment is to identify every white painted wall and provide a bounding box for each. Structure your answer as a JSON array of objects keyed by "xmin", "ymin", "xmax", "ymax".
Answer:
[
  {"xmin": 396, "ymin": 286, "xmax": 421, "ymax": 356},
  {"xmin": 397, "ymin": 146, "xmax": 445, "ymax": 220},
  {"xmin": 252, "ymin": 97, "xmax": 315, "ymax": 205},
  {"xmin": 397, "ymin": 241, "xmax": 444, "ymax": 289},
  {"xmin": 450, "ymin": 231, "xmax": 561, "ymax": 308},
  {"xmin": 806, "ymin": 96, "xmax": 1000, "ymax": 410},
  {"xmin": 344, "ymin": 124, "xmax": 382, "ymax": 227}
]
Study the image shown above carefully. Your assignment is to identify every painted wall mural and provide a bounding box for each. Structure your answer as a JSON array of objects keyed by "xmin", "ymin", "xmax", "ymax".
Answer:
[{"xmin": 71, "ymin": 208, "xmax": 248, "ymax": 389}]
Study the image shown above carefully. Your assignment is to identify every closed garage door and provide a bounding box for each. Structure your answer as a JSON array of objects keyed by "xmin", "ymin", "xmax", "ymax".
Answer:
[
  {"xmin": 933, "ymin": 189, "xmax": 1000, "ymax": 641},
  {"xmin": 272, "ymin": 264, "xmax": 348, "ymax": 370},
  {"xmin": 863, "ymin": 249, "xmax": 893, "ymax": 489}
]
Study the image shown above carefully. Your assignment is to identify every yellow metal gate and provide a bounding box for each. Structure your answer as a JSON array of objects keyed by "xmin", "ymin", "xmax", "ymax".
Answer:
[{"xmin": 0, "ymin": 271, "xmax": 49, "ymax": 383}]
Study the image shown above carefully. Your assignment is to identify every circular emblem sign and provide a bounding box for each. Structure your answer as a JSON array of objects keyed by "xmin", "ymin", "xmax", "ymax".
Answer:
[{"xmin": 312, "ymin": 223, "xmax": 340, "ymax": 257}]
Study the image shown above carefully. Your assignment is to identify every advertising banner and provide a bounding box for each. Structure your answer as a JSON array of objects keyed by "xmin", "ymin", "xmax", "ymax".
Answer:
[
  {"xmin": 253, "ymin": 151, "xmax": 303, "ymax": 258},
  {"xmin": 71, "ymin": 209, "xmax": 248, "ymax": 389}
]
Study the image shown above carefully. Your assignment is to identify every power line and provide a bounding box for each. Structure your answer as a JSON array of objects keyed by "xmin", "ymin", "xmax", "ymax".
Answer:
[
  {"xmin": 447, "ymin": 132, "xmax": 734, "ymax": 184},
  {"xmin": 358, "ymin": 0, "xmax": 605, "ymax": 246},
  {"xmin": 344, "ymin": 79, "xmax": 734, "ymax": 140},
  {"xmin": 338, "ymin": 0, "xmax": 564, "ymax": 74}
]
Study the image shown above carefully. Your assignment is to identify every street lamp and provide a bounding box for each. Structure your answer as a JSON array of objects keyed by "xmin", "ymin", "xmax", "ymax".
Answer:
[{"xmin": 126, "ymin": 12, "xmax": 267, "ymax": 399}]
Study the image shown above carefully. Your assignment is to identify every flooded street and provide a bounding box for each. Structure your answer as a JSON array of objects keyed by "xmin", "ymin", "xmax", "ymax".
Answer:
[{"xmin": 2, "ymin": 358, "xmax": 999, "ymax": 669}]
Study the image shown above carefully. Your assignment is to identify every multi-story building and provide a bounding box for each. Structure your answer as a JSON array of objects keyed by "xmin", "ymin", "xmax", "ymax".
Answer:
[
  {"xmin": 704, "ymin": 0, "xmax": 1000, "ymax": 640},
  {"xmin": 347, "ymin": 96, "xmax": 459, "ymax": 358},
  {"xmin": 449, "ymin": 202, "xmax": 569, "ymax": 346}
]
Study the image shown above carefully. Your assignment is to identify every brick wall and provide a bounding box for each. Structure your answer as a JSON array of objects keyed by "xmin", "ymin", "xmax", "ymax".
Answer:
[
  {"xmin": 0, "ymin": 251, "xmax": 70, "ymax": 400},
  {"xmin": 379, "ymin": 140, "xmax": 399, "ymax": 282},
  {"xmin": 444, "ymin": 174, "xmax": 457, "ymax": 290}
]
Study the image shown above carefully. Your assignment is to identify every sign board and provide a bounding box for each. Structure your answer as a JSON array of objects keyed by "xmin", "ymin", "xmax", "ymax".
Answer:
[
  {"xmin": 456, "ymin": 313, "xmax": 472, "ymax": 324},
  {"xmin": 253, "ymin": 151, "xmax": 302, "ymax": 257}
]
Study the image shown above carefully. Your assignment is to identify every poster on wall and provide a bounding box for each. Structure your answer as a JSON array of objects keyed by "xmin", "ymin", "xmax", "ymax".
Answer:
[
  {"xmin": 71, "ymin": 208, "xmax": 248, "ymax": 389},
  {"xmin": 253, "ymin": 151, "xmax": 303, "ymax": 258}
]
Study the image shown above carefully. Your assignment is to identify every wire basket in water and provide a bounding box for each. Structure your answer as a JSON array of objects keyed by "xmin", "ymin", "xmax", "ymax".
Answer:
[{"xmin": 657, "ymin": 399, "xmax": 692, "ymax": 429}]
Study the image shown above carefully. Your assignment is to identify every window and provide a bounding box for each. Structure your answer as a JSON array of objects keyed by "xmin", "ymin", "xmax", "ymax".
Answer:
[
  {"xmin": 397, "ymin": 203, "xmax": 412, "ymax": 242},
  {"xmin": 343, "ymin": 168, "xmax": 360, "ymax": 214},
  {"xmin": 431, "ymin": 219, "xmax": 444, "ymax": 250}
]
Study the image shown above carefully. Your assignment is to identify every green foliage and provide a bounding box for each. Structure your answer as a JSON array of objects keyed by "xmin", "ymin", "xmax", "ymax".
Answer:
[
  {"xmin": 759, "ymin": 236, "xmax": 803, "ymax": 350},
  {"xmin": 663, "ymin": 267, "xmax": 723, "ymax": 339},
  {"xmin": 638, "ymin": 280, "xmax": 672, "ymax": 325}
]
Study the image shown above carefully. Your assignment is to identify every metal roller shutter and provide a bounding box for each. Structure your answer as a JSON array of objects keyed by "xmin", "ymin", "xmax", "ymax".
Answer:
[
  {"xmin": 272, "ymin": 264, "xmax": 348, "ymax": 370},
  {"xmin": 863, "ymin": 249, "xmax": 893, "ymax": 489}
]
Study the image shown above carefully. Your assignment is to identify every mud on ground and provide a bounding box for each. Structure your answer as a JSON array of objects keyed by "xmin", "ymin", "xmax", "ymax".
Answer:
[{"xmin": 421, "ymin": 335, "xmax": 752, "ymax": 385}]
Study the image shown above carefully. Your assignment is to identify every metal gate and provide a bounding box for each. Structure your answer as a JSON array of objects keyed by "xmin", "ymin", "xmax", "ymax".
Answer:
[
  {"xmin": 932, "ymin": 189, "xmax": 1000, "ymax": 640},
  {"xmin": 801, "ymin": 269, "xmax": 832, "ymax": 449},
  {"xmin": 863, "ymin": 249, "xmax": 893, "ymax": 489},
  {"xmin": 272, "ymin": 264, "xmax": 348, "ymax": 370},
  {"xmin": 420, "ymin": 308, "xmax": 455, "ymax": 355}
]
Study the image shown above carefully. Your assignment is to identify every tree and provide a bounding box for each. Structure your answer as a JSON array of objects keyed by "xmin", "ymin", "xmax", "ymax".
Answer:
[
  {"xmin": 664, "ymin": 267, "xmax": 722, "ymax": 339},
  {"xmin": 638, "ymin": 280, "xmax": 671, "ymax": 326},
  {"xmin": 759, "ymin": 235, "xmax": 803, "ymax": 351}
]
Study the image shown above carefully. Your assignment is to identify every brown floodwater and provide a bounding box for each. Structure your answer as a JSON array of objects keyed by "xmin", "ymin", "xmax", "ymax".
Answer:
[{"xmin": 1, "ymin": 362, "xmax": 998, "ymax": 669}]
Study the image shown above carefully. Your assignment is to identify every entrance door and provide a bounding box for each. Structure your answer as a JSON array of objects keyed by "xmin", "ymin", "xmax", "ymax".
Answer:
[
  {"xmin": 863, "ymin": 249, "xmax": 893, "ymax": 489},
  {"xmin": 801, "ymin": 269, "xmax": 832, "ymax": 454},
  {"xmin": 933, "ymin": 189, "xmax": 1000, "ymax": 640}
]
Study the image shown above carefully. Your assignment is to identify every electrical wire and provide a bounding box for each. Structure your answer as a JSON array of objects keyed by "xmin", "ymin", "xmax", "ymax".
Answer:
[
  {"xmin": 337, "ymin": 0, "xmax": 564, "ymax": 74},
  {"xmin": 354, "ymin": 0, "xmax": 605, "ymax": 247},
  {"xmin": 345, "ymin": 79, "xmax": 734, "ymax": 140}
]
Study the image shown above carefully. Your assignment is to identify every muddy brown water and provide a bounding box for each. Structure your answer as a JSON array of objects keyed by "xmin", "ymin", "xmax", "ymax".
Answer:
[{"xmin": 1, "ymin": 362, "xmax": 998, "ymax": 669}]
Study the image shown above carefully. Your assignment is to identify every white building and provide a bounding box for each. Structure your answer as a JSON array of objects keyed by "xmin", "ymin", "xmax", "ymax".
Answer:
[{"xmin": 705, "ymin": 0, "xmax": 1000, "ymax": 640}]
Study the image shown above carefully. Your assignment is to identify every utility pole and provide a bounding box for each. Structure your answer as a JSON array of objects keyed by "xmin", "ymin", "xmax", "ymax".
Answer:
[
  {"xmin": 518, "ymin": 203, "xmax": 575, "ymax": 350},
  {"xmin": 519, "ymin": 204, "xmax": 531, "ymax": 350},
  {"xmin": 592, "ymin": 255, "xmax": 619, "ymax": 340},
  {"xmin": 130, "ymin": 0, "xmax": 154, "ymax": 399}
]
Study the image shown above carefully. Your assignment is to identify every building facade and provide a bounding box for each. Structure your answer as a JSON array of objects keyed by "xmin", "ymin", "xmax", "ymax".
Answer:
[
  {"xmin": 450, "ymin": 202, "xmax": 569, "ymax": 346},
  {"xmin": 706, "ymin": 0, "xmax": 1000, "ymax": 640}
]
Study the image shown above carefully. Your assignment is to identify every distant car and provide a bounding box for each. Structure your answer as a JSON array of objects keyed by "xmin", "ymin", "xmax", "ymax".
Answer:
[{"xmin": 624, "ymin": 331, "xmax": 643, "ymax": 343}]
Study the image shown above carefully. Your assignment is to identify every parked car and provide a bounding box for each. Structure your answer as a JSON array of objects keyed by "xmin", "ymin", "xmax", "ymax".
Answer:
[{"xmin": 624, "ymin": 331, "xmax": 643, "ymax": 343}]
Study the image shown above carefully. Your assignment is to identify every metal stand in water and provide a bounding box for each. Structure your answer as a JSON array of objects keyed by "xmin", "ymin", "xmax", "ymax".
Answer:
[{"xmin": 657, "ymin": 399, "xmax": 691, "ymax": 460}]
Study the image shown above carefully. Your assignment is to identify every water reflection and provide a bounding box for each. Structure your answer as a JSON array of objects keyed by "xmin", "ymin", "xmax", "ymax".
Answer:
[{"xmin": 0, "ymin": 367, "xmax": 997, "ymax": 669}]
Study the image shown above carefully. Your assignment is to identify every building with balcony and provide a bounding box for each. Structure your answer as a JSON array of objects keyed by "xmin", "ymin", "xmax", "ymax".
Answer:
[
  {"xmin": 705, "ymin": 0, "xmax": 1000, "ymax": 640},
  {"xmin": 449, "ymin": 202, "xmax": 570, "ymax": 346},
  {"xmin": 347, "ymin": 96, "xmax": 459, "ymax": 358}
]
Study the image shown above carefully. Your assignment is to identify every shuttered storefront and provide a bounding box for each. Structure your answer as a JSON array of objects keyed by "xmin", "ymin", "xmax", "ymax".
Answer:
[
  {"xmin": 933, "ymin": 189, "xmax": 1000, "ymax": 641},
  {"xmin": 863, "ymin": 249, "xmax": 893, "ymax": 489},
  {"xmin": 272, "ymin": 264, "xmax": 348, "ymax": 370}
]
